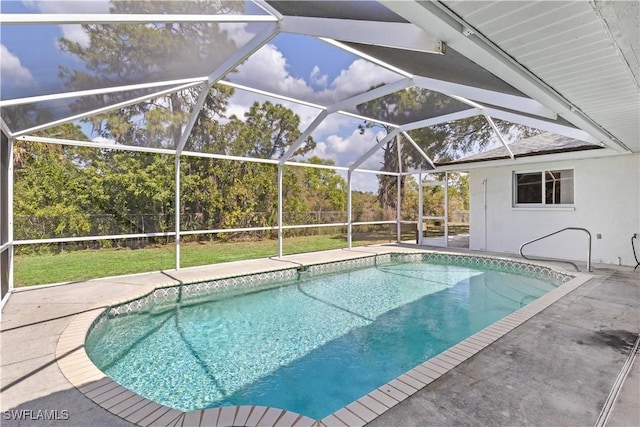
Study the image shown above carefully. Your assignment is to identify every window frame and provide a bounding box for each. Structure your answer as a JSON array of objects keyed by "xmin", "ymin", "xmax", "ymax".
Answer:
[{"xmin": 512, "ymin": 168, "xmax": 575, "ymax": 208}]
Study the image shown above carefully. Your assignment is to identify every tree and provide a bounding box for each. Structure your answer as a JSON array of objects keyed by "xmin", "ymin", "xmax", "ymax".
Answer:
[
  {"xmin": 180, "ymin": 101, "xmax": 317, "ymax": 239},
  {"xmin": 357, "ymin": 87, "xmax": 540, "ymax": 212},
  {"xmin": 301, "ymin": 157, "xmax": 346, "ymax": 213},
  {"xmin": 13, "ymin": 124, "xmax": 94, "ymax": 244},
  {"xmin": 58, "ymin": 0, "xmax": 239, "ymax": 149}
]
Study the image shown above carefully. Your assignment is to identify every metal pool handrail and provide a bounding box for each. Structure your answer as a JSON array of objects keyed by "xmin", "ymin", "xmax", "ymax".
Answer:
[{"xmin": 519, "ymin": 227, "xmax": 592, "ymax": 272}]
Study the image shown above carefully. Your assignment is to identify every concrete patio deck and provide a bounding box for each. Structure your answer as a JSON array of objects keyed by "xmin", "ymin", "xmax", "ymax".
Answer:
[{"xmin": 1, "ymin": 244, "xmax": 638, "ymax": 426}]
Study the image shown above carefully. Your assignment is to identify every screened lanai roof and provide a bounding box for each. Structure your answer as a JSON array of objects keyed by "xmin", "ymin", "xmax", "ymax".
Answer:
[{"xmin": 1, "ymin": 0, "xmax": 638, "ymax": 169}]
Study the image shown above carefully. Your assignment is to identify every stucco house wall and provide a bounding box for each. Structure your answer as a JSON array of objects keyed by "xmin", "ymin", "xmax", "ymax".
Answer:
[{"xmin": 468, "ymin": 154, "xmax": 640, "ymax": 267}]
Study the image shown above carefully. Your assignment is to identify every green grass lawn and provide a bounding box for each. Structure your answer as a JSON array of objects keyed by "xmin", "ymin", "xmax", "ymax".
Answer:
[{"xmin": 14, "ymin": 232, "xmax": 407, "ymax": 287}]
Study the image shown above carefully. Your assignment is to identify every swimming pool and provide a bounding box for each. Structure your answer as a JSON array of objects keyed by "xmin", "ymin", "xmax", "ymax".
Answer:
[{"xmin": 84, "ymin": 252, "xmax": 573, "ymax": 421}]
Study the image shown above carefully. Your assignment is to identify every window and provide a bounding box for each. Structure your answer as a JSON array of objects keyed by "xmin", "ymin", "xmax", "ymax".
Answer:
[{"xmin": 514, "ymin": 169, "xmax": 574, "ymax": 206}]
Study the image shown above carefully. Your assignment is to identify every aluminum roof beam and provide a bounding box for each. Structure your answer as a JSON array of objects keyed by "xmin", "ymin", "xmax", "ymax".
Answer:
[
  {"xmin": 484, "ymin": 115, "xmax": 514, "ymax": 160},
  {"xmin": 12, "ymin": 81, "xmax": 203, "ymax": 137},
  {"xmin": 379, "ymin": 0, "xmax": 630, "ymax": 153},
  {"xmin": 206, "ymin": 22, "xmax": 279, "ymax": 85},
  {"xmin": 412, "ymin": 75, "xmax": 556, "ymax": 119},
  {"xmin": 281, "ymin": 16, "xmax": 444, "ymax": 54},
  {"xmin": 400, "ymin": 109, "xmax": 481, "ymax": 132},
  {"xmin": 401, "ymin": 131, "xmax": 436, "ymax": 170},
  {"xmin": 482, "ymin": 107, "xmax": 600, "ymax": 144},
  {"xmin": 2, "ymin": 14, "xmax": 278, "ymax": 25},
  {"xmin": 0, "ymin": 77, "xmax": 208, "ymax": 109},
  {"xmin": 279, "ymin": 78, "xmax": 410, "ymax": 165},
  {"xmin": 319, "ymin": 39, "xmax": 414, "ymax": 78},
  {"xmin": 176, "ymin": 23, "xmax": 280, "ymax": 156},
  {"xmin": 279, "ymin": 111, "xmax": 329, "ymax": 165},
  {"xmin": 0, "ymin": 119, "xmax": 12, "ymax": 139},
  {"xmin": 349, "ymin": 128, "xmax": 401, "ymax": 172}
]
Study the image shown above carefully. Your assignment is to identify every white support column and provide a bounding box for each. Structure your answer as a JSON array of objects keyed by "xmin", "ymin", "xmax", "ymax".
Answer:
[
  {"xmin": 277, "ymin": 165, "xmax": 283, "ymax": 258},
  {"xmin": 0, "ymin": 132, "xmax": 15, "ymax": 305},
  {"xmin": 7, "ymin": 138, "xmax": 15, "ymax": 293},
  {"xmin": 174, "ymin": 156, "xmax": 181, "ymax": 270},
  {"xmin": 7, "ymin": 136, "xmax": 14, "ymax": 296},
  {"xmin": 396, "ymin": 133, "xmax": 402, "ymax": 243},
  {"xmin": 174, "ymin": 83, "xmax": 207, "ymax": 270},
  {"xmin": 444, "ymin": 171, "xmax": 449, "ymax": 248},
  {"xmin": 347, "ymin": 170, "xmax": 353, "ymax": 249},
  {"xmin": 418, "ymin": 172, "xmax": 423, "ymax": 245}
]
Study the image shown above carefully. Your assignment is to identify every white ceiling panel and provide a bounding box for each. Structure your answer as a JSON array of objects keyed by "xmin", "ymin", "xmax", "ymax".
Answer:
[{"xmin": 442, "ymin": 0, "xmax": 640, "ymax": 152}]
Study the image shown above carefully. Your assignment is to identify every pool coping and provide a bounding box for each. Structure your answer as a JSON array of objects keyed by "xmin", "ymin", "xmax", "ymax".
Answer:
[{"xmin": 55, "ymin": 249, "xmax": 592, "ymax": 427}]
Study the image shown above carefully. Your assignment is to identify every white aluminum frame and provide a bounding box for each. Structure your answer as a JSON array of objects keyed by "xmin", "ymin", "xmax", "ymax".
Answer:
[
  {"xmin": 2, "ymin": 14, "xmax": 279, "ymax": 25},
  {"xmin": 380, "ymin": 0, "xmax": 629, "ymax": 152},
  {"xmin": 282, "ymin": 16, "xmax": 444, "ymax": 54},
  {"xmin": 1, "ymin": 6, "xmax": 623, "ymax": 291}
]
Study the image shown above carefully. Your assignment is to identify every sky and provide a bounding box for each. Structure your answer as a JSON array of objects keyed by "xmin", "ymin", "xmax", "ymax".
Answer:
[
  {"xmin": 0, "ymin": 0, "xmax": 467, "ymax": 191},
  {"xmin": 1, "ymin": 0, "xmax": 408, "ymax": 190}
]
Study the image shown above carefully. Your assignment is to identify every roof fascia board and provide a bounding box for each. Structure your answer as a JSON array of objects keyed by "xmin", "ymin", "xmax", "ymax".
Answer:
[
  {"xmin": 281, "ymin": 16, "xmax": 444, "ymax": 54},
  {"xmin": 2, "ymin": 13, "xmax": 278, "ymax": 24},
  {"xmin": 12, "ymin": 81, "xmax": 201, "ymax": 137},
  {"xmin": 413, "ymin": 75, "xmax": 556, "ymax": 119},
  {"xmin": 434, "ymin": 147, "xmax": 623, "ymax": 172},
  {"xmin": 483, "ymin": 107, "xmax": 600, "ymax": 144},
  {"xmin": 400, "ymin": 108, "xmax": 480, "ymax": 131},
  {"xmin": 378, "ymin": 0, "xmax": 631, "ymax": 153}
]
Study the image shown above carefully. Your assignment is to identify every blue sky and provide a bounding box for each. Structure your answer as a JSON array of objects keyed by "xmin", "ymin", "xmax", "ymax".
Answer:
[{"xmin": 0, "ymin": 1, "xmax": 406, "ymax": 190}]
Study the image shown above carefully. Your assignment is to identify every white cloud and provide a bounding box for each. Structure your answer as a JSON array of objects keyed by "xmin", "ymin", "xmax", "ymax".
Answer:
[
  {"xmin": 227, "ymin": 43, "xmax": 397, "ymax": 175},
  {"xmin": 309, "ymin": 65, "xmax": 328, "ymax": 88},
  {"xmin": 22, "ymin": 1, "xmax": 107, "ymax": 50},
  {"xmin": 220, "ymin": 23, "xmax": 254, "ymax": 48},
  {"xmin": 232, "ymin": 44, "xmax": 315, "ymax": 101},
  {"xmin": 0, "ymin": 45, "xmax": 34, "ymax": 87},
  {"xmin": 59, "ymin": 25, "xmax": 91, "ymax": 49},
  {"xmin": 309, "ymin": 126, "xmax": 385, "ymax": 169},
  {"xmin": 23, "ymin": 0, "xmax": 110, "ymax": 13},
  {"xmin": 315, "ymin": 59, "xmax": 401, "ymax": 105},
  {"xmin": 232, "ymin": 44, "xmax": 400, "ymax": 108}
]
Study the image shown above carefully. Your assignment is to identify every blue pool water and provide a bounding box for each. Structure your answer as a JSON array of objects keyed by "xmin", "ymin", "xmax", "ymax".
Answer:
[{"xmin": 86, "ymin": 261, "xmax": 556, "ymax": 419}]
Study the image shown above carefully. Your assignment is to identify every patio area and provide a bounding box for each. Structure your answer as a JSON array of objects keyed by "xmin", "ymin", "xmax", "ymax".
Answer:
[{"xmin": 1, "ymin": 244, "xmax": 638, "ymax": 426}]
